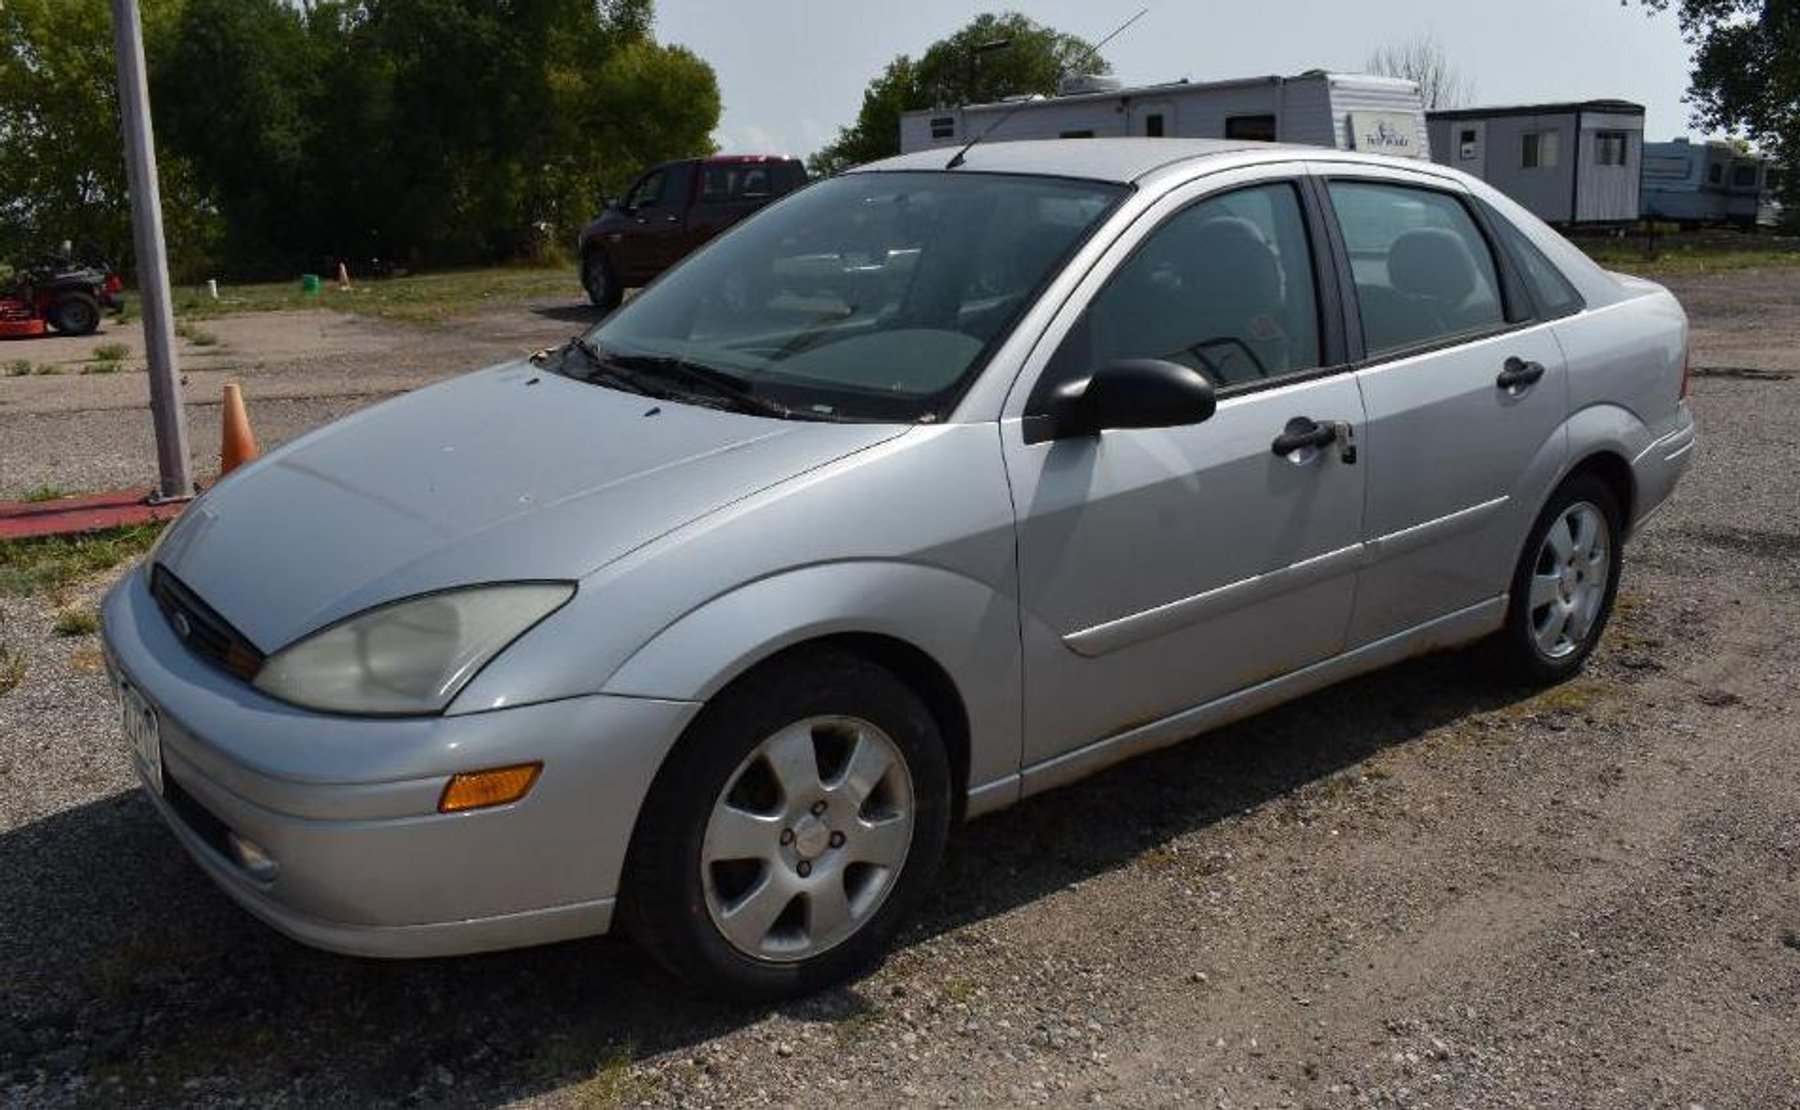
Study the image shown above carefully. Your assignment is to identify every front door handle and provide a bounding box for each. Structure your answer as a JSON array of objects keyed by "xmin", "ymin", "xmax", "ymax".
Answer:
[
  {"xmin": 1497, "ymin": 357, "xmax": 1547, "ymax": 392},
  {"xmin": 1271, "ymin": 416, "xmax": 1338, "ymax": 458}
]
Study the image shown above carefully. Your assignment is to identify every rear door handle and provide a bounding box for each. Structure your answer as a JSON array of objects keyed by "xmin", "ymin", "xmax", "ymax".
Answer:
[{"xmin": 1497, "ymin": 357, "xmax": 1547, "ymax": 392}]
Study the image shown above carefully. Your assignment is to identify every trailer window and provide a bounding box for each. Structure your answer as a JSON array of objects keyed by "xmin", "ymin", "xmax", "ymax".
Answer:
[
  {"xmin": 1144, "ymin": 113, "xmax": 1165, "ymax": 138},
  {"xmin": 1522, "ymin": 131, "xmax": 1559, "ymax": 169},
  {"xmin": 930, "ymin": 116, "xmax": 956, "ymax": 140},
  {"xmin": 1595, "ymin": 131, "xmax": 1630, "ymax": 167},
  {"xmin": 1732, "ymin": 164, "xmax": 1758, "ymax": 188},
  {"xmin": 1225, "ymin": 115, "xmax": 1277, "ymax": 142},
  {"xmin": 1708, "ymin": 163, "xmax": 1724, "ymax": 184}
]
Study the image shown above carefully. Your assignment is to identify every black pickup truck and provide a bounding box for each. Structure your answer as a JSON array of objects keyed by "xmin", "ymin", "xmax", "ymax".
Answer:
[{"xmin": 577, "ymin": 155, "xmax": 807, "ymax": 309}]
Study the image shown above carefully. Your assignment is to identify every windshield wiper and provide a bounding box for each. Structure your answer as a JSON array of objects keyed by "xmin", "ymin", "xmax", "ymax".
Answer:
[
  {"xmin": 560, "ymin": 336, "xmax": 661, "ymax": 398},
  {"xmin": 604, "ymin": 351, "xmax": 807, "ymax": 420}
]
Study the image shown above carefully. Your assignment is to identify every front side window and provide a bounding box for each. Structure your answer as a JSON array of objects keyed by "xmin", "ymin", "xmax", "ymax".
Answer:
[
  {"xmin": 627, "ymin": 169, "xmax": 668, "ymax": 210},
  {"xmin": 583, "ymin": 172, "xmax": 1126, "ymax": 422},
  {"xmin": 1522, "ymin": 131, "xmax": 1560, "ymax": 169},
  {"xmin": 1042, "ymin": 181, "xmax": 1322, "ymax": 393},
  {"xmin": 1327, "ymin": 180, "xmax": 1506, "ymax": 358}
]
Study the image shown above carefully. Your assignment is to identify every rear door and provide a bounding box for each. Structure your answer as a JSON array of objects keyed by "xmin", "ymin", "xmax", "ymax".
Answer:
[
  {"xmin": 1002, "ymin": 166, "xmax": 1367, "ymax": 766},
  {"xmin": 1319, "ymin": 169, "xmax": 1570, "ymax": 646}
]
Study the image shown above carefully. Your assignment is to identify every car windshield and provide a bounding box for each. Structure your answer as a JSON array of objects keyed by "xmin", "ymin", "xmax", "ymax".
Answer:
[{"xmin": 576, "ymin": 171, "xmax": 1128, "ymax": 422}]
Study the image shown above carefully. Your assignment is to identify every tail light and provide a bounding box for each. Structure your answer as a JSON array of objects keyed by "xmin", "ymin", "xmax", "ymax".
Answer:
[
  {"xmin": 1679, "ymin": 342, "xmax": 1692, "ymax": 400},
  {"xmin": 103, "ymin": 274, "xmax": 123, "ymax": 294}
]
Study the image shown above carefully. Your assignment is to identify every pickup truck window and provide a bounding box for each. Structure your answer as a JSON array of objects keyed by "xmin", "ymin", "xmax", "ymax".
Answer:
[{"xmin": 585, "ymin": 171, "xmax": 1127, "ymax": 422}]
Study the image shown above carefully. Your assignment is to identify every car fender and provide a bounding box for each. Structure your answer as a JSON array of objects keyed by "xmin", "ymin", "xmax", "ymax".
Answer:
[{"xmin": 601, "ymin": 560, "xmax": 1024, "ymax": 800}]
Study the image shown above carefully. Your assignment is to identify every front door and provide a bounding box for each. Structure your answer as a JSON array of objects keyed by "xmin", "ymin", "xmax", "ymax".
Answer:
[
  {"xmin": 615, "ymin": 164, "xmax": 691, "ymax": 281},
  {"xmin": 1003, "ymin": 174, "xmax": 1367, "ymax": 766},
  {"xmin": 1321, "ymin": 175, "xmax": 1570, "ymax": 645}
]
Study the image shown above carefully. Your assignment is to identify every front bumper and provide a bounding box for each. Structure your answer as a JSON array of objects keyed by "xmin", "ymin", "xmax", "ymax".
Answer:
[{"xmin": 100, "ymin": 565, "xmax": 700, "ymax": 958}]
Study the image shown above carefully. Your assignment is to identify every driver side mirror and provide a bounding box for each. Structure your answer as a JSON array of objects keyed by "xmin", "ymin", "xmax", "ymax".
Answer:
[{"xmin": 1024, "ymin": 359, "xmax": 1217, "ymax": 445}]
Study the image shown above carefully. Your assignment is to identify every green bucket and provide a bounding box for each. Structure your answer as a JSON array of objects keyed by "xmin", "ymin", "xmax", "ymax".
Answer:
[{"xmin": 300, "ymin": 273, "xmax": 322, "ymax": 294}]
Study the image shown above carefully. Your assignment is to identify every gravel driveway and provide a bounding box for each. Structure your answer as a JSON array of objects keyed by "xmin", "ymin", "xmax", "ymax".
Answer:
[{"xmin": 1, "ymin": 274, "xmax": 1797, "ymax": 1108}]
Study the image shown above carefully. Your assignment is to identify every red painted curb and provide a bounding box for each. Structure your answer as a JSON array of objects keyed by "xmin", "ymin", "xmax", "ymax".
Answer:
[{"xmin": 0, "ymin": 487, "xmax": 187, "ymax": 541}]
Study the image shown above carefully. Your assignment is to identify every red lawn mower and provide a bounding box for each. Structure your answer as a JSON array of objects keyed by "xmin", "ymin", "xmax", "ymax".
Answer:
[{"xmin": 0, "ymin": 253, "xmax": 124, "ymax": 339}]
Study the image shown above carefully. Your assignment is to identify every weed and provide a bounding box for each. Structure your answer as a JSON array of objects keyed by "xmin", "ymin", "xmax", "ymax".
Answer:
[
  {"xmin": 0, "ymin": 523, "xmax": 165, "ymax": 597},
  {"xmin": 19, "ymin": 485, "xmax": 69, "ymax": 503},
  {"xmin": 29, "ymin": 362, "xmax": 60, "ymax": 375},
  {"xmin": 567, "ymin": 1045, "xmax": 656, "ymax": 1109},
  {"xmin": 175, "ymin": 320, "xmax": 219, "ymax": 346},
  {"xmin": 942, "ymin": 976, "xmax": 977, "ymax": 1004},
  {"xmin": 52, "ymin": 609, "xmax": 99, "ymax": 636},
  {"xmin": 92, "ymin": 341, "xmax": 130, "ymax": 362},
  {"xmin": 70, "ymin": 645, "xmax": 105, "ymax": 673},
  {"xmin": 4, "ymin": 359, "xmax": 31, "ymax": 377},
  {"xmin": 85, "ymin": 358, "xmax": 122, "ymax": 375},
  {"xmin": 0, "ymin": 647, "xmax": 22, "ymax": 695}
]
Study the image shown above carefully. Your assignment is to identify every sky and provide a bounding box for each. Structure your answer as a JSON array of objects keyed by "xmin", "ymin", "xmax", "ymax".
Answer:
[{"xmin": 651, "ymin": 0, "xmax": 1708, "ymax": 161}]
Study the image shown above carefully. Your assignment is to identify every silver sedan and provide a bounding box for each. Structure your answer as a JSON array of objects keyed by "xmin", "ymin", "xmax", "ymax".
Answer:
[{"xmin": 101, "ymin": 139, "xmax": 1695, "ymax": 999}]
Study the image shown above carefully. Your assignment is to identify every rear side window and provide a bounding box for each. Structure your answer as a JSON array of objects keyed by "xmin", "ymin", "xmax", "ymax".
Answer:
[
  {"xmin": 1488, "ymin": 209, "xmax": 1582, "ymax": 319},
  {"xmin": 1043, "ymin": 181, "xmax": 1322, "ymax": 393},
  {"xmin": 1326, "ymin": 181, "xmax": 1505, "ymax": 358}
]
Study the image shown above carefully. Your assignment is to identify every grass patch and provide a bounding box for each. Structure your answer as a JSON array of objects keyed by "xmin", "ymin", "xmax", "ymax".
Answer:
[
  {"xmin": 0, "ymin": 523, "xmax": 165, "ymax": 598},
  {"xmin": 4, "ymin": 358, "xmax": 32, "ymax": 377},
  {"xmin": 52, "ymin": 609, "xmax": 99, "ymax": 636},
  {"xmin": 85, "ymin": 358, "xmax": 123, "ymax": 375},
  {"xmin": 175, "ymin": 319, "xmax": 219, "ymax": 346},
  {"xmin": 19, "ymin": 485, "xmax": 70, "ymax": 503},
  {"xmin": 0, "ymin": 647, "xmax": 22, "ymax": 696},
  {"xmin": 1579, "ymin": 231, "xmax": 1800, "ymax": 277},
  {"xmin": 174, "ymin": 265, "xmax": 577, "ymax": 324},
  {"xmin": 92, "ymin": 341, "xmax": 130, "ymax": 362},
  {"xmin": 30, "ymin": 361, "xmax": 61, "ymax": 375}
]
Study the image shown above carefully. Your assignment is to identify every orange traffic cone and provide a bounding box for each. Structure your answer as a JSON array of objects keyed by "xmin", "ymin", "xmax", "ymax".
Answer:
[
  {"xmin": 336, "ymin": 261, "xmax": 352, "ymax": 291},
  {"xmin": 220, "ymin": 382, "xmax": 259, "ymax": 476}
]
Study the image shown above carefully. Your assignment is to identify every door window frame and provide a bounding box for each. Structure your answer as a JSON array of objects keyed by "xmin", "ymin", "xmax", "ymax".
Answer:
[
  {"xmin": 1312, "ymin": 168, "xmax": 1549, "ymax": 368},
  {"xmin": 1005, "ymin": 164, "xmax": 1356, "ymax": 428}
]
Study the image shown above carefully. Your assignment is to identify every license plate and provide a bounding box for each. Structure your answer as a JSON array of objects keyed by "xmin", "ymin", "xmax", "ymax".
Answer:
[{"xmin": 118, "ymin": 681, "xmax": 163, "ymax": 796}]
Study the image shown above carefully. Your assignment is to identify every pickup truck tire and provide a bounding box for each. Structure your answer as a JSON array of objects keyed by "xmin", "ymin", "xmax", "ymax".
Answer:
[{"xmin": 582, "ymin": 250, "xmax": 622, "ymax": 311}]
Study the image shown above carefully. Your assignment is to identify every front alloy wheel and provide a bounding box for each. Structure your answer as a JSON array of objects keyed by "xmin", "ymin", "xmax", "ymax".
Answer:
[
  {"xmin": 701, "ymin": 716, "xmax": 915, "ymax": 962},
  {"xmin": 624, "ymin": 648, "xmax": 950, "ymax": 1000}
]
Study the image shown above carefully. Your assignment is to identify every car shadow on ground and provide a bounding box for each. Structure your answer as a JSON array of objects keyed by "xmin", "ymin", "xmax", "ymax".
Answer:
[
  {"xmin": 0, "ymin": 644, "xmax": 1535, "ymax": 1104},
  {"xmin": 528, "ymin": 303, "xmax": 609, "ymax": 327}
]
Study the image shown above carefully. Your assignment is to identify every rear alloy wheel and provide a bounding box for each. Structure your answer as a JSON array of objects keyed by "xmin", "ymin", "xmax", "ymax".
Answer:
[
  {"xmin": 624, "ymin": 648, "xmax": 950, "ymax": 1000},
  {"xmin": 1501, "ymin": 473, "xmax": 1623, "ymax": 683},
  {"xmin": 50, "ymin": 291, "xmax": 101, "ymax": 336}
]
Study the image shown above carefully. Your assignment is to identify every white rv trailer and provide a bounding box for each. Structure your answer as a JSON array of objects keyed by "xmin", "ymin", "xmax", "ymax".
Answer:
[
  {"xmin": 1426, "ymin": 100, "xmax": 1645, "ymax": 226},
  {"xmin": 1641, "ymin": 139, "xmax": 1785, "ymax": 228},
  {"xmin": 898, "ymin": 71, "xmax": 1429, "ymax": 160}
]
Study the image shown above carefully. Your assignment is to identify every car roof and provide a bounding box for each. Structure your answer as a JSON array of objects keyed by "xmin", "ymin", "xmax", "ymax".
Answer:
[{"xmin": 858, "ymin": 138, "xmax": 1332, "ymax": 184}]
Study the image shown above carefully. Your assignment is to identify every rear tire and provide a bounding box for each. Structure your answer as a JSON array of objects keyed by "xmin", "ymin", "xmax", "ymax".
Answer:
[
  {"xmin": 581, "ymin": 251, "xmax": 622, "ymax": 311},
  {"xmin": 1498, "ymin": 472, "xmax": 1624, "ymax": 684},
  {"xmin": 50, "ymin": 291, "xmax": 100, "ymax": 336},
  {"xmin": 622, "ymin": 647, "xmax": 951, "ymax": 1001}
]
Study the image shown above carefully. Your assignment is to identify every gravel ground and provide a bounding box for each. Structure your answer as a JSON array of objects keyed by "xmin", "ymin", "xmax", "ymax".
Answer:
[{"xmin": 1, "ymin": 274, "xmax": 1798, "ymax": 1108}]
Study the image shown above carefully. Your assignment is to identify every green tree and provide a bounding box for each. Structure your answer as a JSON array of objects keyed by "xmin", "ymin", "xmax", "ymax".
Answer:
[
  {"xmin": 1638, "ymin": 0, "xmax": 1799, "ymax": 217},
  {"xmin": 810, "ymin": 11, "xmax": 1111, "ymax": 175}
]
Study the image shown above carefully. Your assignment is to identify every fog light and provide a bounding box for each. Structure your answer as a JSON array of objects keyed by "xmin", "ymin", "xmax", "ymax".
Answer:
[
  {"xmin": 439, "ymin": 762, "xmax": 542, "ymax": 813},
  {"xmin": 227, "ymin": 831, "xmax": 280, "ymax": 882}
]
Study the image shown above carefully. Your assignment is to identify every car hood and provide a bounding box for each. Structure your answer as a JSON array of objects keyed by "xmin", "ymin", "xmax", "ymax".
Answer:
[{"xmin": 155, "ymin": 362, "xmax": 905, "ymax": 650}]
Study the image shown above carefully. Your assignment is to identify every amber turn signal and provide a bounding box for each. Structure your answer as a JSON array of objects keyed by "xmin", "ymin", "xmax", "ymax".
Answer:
[{"xmin": 439, "ymin": 762, "xmax": 542, "ymax": 813}]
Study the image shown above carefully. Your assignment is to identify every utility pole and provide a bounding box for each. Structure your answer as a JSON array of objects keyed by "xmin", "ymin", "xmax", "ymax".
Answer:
[{"xmin": 111, "ymin": 0, "xmax": 193, "ymax": 501}]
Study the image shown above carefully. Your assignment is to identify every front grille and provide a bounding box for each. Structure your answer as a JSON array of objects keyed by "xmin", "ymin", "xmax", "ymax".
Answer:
[{"xmin": 149, "ymin": 565, "xmax": 265, "ymax": 681}]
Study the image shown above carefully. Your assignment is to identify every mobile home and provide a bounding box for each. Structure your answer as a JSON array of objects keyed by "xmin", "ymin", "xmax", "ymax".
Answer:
[
  {"xmin": 1641, "ymin": 139, "xmax": 1784, "ymax": 228},
  {"xmin": 899, "ymin": 71, "xmax": 1429, "ymax": 159},
  {"xmin": 1426, "ymin": 100, "xmax": 1644, "ymax": 226}
]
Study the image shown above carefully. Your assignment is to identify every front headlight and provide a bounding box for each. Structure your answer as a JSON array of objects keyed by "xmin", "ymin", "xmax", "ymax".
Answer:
[{"xmin": 253, "ymin": 583, "xmax": 574, "ymax": 715}]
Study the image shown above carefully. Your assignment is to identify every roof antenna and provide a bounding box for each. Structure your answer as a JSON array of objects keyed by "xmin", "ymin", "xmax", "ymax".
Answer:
[{"xmin": 946, "ymin": 7, "xmax": 1149, "ymax": 169}]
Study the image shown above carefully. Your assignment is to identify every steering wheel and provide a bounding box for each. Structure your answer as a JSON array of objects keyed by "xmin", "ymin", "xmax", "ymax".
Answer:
[{"xmin": 1182, "ymin": 336, "xmax": 1268, "ymax": 383}]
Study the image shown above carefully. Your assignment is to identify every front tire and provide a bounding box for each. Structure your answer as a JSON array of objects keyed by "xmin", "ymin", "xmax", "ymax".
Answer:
[
  {"xmin": 622, "ymin": 648, "xmax": 951, "ymax": 1000},
  {"xmin": 50, "ymin": 291, "xmax": 101, "ymax": 336},
  {"xmin": 1499, "ymin": 473, "xmax": 1624, "ymax": 683},
  {"xmin": 581, "ymin": 250, "xmax": 622, "ymax": 311}
]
